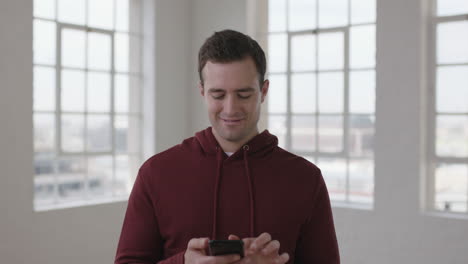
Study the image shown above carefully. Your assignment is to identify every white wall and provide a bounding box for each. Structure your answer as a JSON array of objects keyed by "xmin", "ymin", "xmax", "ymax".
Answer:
[{"xmin": 2, "ymin": 0, "xmax": 468, "ymax": 263}]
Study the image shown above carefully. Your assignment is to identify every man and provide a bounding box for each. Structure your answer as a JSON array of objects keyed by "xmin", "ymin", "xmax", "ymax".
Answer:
[{"xmin": 115, "ymin": 29, "xmax": 340, "ymax": 264}]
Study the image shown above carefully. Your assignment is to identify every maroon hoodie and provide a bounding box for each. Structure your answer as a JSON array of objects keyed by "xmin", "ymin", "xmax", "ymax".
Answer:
[{"xmin": 115, "ymin": 127, "xmax": 340, "ymax": 263}]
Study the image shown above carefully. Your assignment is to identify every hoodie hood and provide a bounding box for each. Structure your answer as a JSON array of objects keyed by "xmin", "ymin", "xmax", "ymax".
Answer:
[{"xmin": 194, "ymin": 127, "xmax": 278, "ymax": 159}]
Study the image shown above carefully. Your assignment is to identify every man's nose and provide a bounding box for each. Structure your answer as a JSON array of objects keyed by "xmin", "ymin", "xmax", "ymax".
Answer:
[{"xmin": 223, "ymin": 95, "xmax": 239, "ymax": 115}]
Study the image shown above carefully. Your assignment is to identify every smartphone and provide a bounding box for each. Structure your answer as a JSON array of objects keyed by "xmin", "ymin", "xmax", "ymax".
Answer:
[{"xmin": 208, "ymin": 240, "xmax": 244, "ymax": 257}]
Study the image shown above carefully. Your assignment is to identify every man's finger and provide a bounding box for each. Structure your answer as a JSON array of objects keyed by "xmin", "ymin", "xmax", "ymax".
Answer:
[
  {"xmin": 187, "ymin": 237, "xmax": 209, "ymax": 250},
  {"xmin": 205, "ymin": 254, "xmax": 241, "ymax": 264},
  {"xmin": 242, "ymin": 238, "xmax": 254, "ymax": 250},
  {"xmin": 261, "ymin": 240, "xmax": 280, "ymax": 255},
  {"xmin": 275, "ymin": 252, "xmax": 290, "ymax": 264},
  {"xmin": 250, "ymin": 232, "xmax": 272, "ymax": 250},
  {"xmin": 228, "ymin": 234, "xmax": 240, "ymax": 240}
]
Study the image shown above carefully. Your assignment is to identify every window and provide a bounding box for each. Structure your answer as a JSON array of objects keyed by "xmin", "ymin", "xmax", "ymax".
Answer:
[
  {"xmin": 33, "ymin": 0, "xmax": 143, "ymax": 210},
  {"xmin": 267, "ymin": 0, "xmax": 376, "ymax": 205},
  {"xmin": 429, "ymin": 0, "xmax": 468, "ymax": 214}
]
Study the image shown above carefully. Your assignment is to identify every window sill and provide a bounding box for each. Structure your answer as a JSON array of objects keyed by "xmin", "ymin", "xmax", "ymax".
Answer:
[{"xmin": 34, "ymin": 195, "xmax": 129, "ymax": 212}]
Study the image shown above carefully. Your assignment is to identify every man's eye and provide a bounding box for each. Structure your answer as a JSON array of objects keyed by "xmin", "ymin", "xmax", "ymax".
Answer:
[
  {"xmin": 238, "ymin": 93, "xmax": 252, "ymax": 99},
  {"xmin": 211, "ymin": 93, "xmax": 224, "ymax": 99}
]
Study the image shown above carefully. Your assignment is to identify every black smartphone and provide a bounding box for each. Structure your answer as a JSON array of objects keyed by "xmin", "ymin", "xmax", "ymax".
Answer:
[{"xmin": 208, "ymin": 240, "xmax": 244, "ymax": 257}]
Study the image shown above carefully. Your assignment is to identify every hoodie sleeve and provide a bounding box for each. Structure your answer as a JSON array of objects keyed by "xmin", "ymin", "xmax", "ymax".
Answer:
[
  {"xmin": 294, "ymin": 174, "xmax": 340, "ymax": 264},
  {"xmin": 115, "ymin": 167, "xmax": 185, "ymax": 264}
]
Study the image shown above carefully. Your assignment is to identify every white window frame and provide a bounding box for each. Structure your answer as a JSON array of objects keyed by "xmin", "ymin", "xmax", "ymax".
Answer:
[
  {"xmin": 33, "ymin": 0, "xmax": 144, "ymax": 211},
  {"xmin": 266, "ymin": 0, "xmax": 376, "ymax": 207},
  {"xmin": 427, "ymin": 0, "xmax": 468, "ymax": 214}
]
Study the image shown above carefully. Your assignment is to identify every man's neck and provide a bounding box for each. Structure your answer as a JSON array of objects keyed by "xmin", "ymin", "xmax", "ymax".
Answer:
[{"xmin": 212, "ymin": 128, "xmax": 259, "ymax": 153}]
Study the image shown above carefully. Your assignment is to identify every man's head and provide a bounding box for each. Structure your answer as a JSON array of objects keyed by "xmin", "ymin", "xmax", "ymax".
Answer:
[
  {"xmin": 198, "ymin": 29, "xmax": 267, "ymax": 86},
  {"xmin": 198, "ymin": 30, "xmax": 269, "ymax": 149}
]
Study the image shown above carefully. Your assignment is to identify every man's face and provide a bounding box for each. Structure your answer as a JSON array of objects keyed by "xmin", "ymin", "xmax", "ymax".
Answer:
[{"xmin": 199, "ymin": 57, "xmax": 269, "ymax": 145}]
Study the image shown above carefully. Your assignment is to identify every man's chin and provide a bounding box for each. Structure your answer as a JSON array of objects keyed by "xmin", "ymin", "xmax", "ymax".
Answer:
[{"xmin": 214, "ymin": 127, "xmax": 245, "ymax": 143}]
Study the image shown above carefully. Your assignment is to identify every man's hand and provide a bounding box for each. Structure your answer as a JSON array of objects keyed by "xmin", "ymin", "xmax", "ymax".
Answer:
[
  {"xmin": 184, "ymin": 237, "xmax": 242, "ymax": 264},
  {"xmin": 228, "ymin": 233, "xmax": 290, "ymax": 264}
]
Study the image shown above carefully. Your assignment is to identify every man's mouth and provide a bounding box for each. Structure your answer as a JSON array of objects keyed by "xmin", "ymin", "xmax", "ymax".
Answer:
[{"xmin": 221, "ymin": 118, "xmax": 243, "ymax": 124}]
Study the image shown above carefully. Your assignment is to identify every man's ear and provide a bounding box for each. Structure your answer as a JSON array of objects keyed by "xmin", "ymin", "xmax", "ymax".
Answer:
[
  {"xmin": 260, "ymin": 79, "xmax": 269, "ymax": 103},
  {"xmin": 198, "ymin": 81, "xmax": 204, "ymax": 97}
]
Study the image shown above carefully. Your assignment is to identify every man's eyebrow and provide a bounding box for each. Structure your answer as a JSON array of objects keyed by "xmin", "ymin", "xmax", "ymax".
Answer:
[
  {"xmin": 207, "ymin": 87, "xmax": 256, "ymax": 93},
  {"xmin": 236, "ymin": 87, "xmax": 256, "ymax": 92},
  {"xmin": 207, "ymin": 88, "xmax": 225, "ymax": 93}
]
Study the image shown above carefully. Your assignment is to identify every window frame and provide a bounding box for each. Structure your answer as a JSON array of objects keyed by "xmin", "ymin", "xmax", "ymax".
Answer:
[
  {"xmin": 427, "ymin": 1, "xmax": 468, "ymax": 214},
  {"xmin": 266, "ymin": 0, "xmax": 376, "ymax": 206},
  {"xmin": 33, "ymin": 0, "xmax": 144, "ymax": 210}
]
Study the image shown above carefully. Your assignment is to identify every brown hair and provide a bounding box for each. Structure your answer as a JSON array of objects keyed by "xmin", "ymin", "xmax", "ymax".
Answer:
[{"xmin": 198, "ymin": 29, "xmax": 266, "ymax": 87}]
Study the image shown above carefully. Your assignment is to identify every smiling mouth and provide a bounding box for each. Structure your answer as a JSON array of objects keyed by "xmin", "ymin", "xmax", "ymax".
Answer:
[{"xmin": 221, "ymin": 118, "xmax": 243, "ymax": 124}]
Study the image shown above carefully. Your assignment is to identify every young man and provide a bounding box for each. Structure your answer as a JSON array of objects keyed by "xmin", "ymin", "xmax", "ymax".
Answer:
[{"xmin": 115, "ymin": 30, "xmax": 340, "ymax": 264}]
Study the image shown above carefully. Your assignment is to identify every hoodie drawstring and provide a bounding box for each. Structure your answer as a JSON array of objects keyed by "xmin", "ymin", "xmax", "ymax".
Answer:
[
  {"xmin": 212, "ymin": 147, "xmax": 223, "ymax": 240},
  {"xmin": 243, "ymin": 145, "xmax": 255, "ymax": 238},
  {"xmin": 211, "ymin": 145, "xmax": 255, "ymax": 239}
]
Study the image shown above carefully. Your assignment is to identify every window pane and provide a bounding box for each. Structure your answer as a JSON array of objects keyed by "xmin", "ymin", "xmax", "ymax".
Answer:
[
  {"xmin": 436, "ymin": 115, "xmax": 468, "ymax": 157},
  {"xmin": 269, "ymin": 0, "xmax": 287, "ymax": 32},
  {"xmin": 115, "ymin": 33, "xmax": 129, "ymax": 72},
  {"xmin": 292, "ymin": 115, "xmax": 316, "ymax": 152},
  {"xmin": 34, "ymin": 20, "xmax": 56, "ymax": 65},
  {"xmin": 349, "ymin": 159, "xmax": 374, "ymax": 204},
  {"xmin": 34, "ymin": 0, "xmax": 55, "ymax": 19},
  {"xmin": 88, "ymin": 72, "xmax": 111, "ymax": 112},
  {"xmin": 34, "ymin": 153, "xmax": 55, "ymax": 203},
  {"xmin": 88, "ymin": 155, "xmax": 113, "ymax": 196},
  {"xmin": 291, "ymin": 34, "xmax": 316, "ymax": 71},
  {"xmin": 289, "ymin": 0, "xmax": 316, "ymax": 31},
  {"xmin": 34, "ymin": 113, "xmax": 55, "ymax": 152},
  {"xmin": 115, "ymin": 115, "xmax": 141, "ymax": 154},
  {"xmin": 268, "ymin": 74, "xmax": 287, "ymax": 114},
  {"xmin": 318, "ymin": 72, "xmax": 344, "ymax": 113},
  {"xmin": 318, "ymin": 115, "xmax": 343, "ymax": 153},
  {"xmin": 318, "ymin": 0, "xmax": 348, "ymax": 28},
  {"xmin": 349, "ymin": 70, "xmax": 375, "ymax": 114},
  {"xmin": 129, "ymin": 76, "xmax": 141, "ymax": 113},
  {"xmin": 351, "ymin": 0, "xmax": 375, "ymax": 24},
  {"xmin": 88, "ymin": 0, "xmax": 114, "ymax": 29},
  {"xmin": 57, "ymin": 156, "xmax": 85, "ymax": 200},
  {"xmin": 61, "ymin": 114, "xmax": 85, "ymax": 152},
  {"xmin": 88, "ymin": 32, "xmax": 112, "ymax": 71},
  {"xmin": 115, "ymin": 155, "xmax": 131, "ymax": 195},
  {"xmin": 87, "ymin": 115, "xmax": 112, "ymax": 152},
  {"xmin": 292, "ymin": 73, "xmax": 316, "ymax": 113},
  {"xmin": 349, "ymin": 115, "xmax": 375, "ymax": 157},
  {"xmin": 437, "ymin": 0, "xmax": 468, "ymax": 16},
  {"xmin": 435, "ymin": 163, "xmax": 468, "ymax": 213},
  {"xmin": 34, "ymin": 66, "xmax": 56, "ymax": 111},
  {"xmin": 61, "ymin": 70, "xmax": 85, "ymax": 112},
  {"xmin": 436, "ymin": 66, "xmax": 468, "ymax": 113},
  {"xmin": 350, "ymin": 25, "xmax": 376, "ymax": 69},
  {"xmin": 116, "ymin": 0, "xmax": 129, "ymax": 31},
  {"xmin": 115, "ymin": 74, "xmax": 129, "ymax": 113},
  {"xmin": 62, "ymin": 28, "xmax": 86, "ymax": 68},
  {"xmin": 58, "ymin": 0, "xmax": 85, "ymax": 25},
  {"xmin": 437, "ymin": 21, "xmax": 468, "ymax": 64},
  {"xmin": 128, "ymin": 116, "xmax": 141, "ymax": 153},
  {"xmin": 268, "ymin": 115, "xmax": 287, "ymax": 149},
  {"xmin": 317, "ymin": 158, "xmax": 346, "ymax": 201},
  {"xmin": 318, "ymin": 32, "xmax": 344, "ymax": 70},
  {"xmin": 115, "ymin": 115, "xmax": 129, "ymax": 153},
  {"xmin": 268, "ymin": 34, "xmax": 288, "ymax": 73}
]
